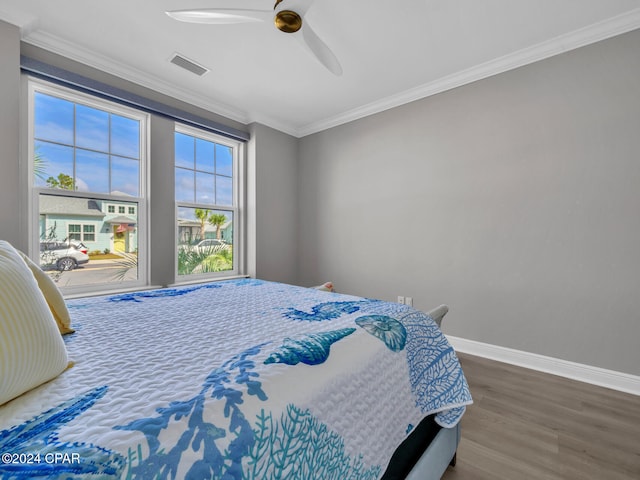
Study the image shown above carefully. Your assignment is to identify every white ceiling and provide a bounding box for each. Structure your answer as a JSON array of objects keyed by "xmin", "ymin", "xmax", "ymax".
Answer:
[{"xmin": 2, "ymin": 0, "xmax": 640, "ymax": 137}]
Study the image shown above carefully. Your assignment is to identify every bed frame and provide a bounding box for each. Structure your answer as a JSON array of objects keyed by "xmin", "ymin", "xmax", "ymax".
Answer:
[{"xmin": 405, "ymin": 304, "xmax": 460, "ymax": 480}]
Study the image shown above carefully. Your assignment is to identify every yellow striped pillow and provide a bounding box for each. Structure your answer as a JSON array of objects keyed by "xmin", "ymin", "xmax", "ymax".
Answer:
[
  {"xmin": 17, "ymin": 250, "xmax": 74, "ymax": 335},
  {"xmin": 0, "ymin": 240, "xmax": 69, "ymax": 406}
]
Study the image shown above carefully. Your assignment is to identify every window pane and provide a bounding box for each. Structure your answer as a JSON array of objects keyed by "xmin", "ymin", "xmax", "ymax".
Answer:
[
  {"xmin": 34, "ymin": 141, "xmax": 74, "ymax": 189},
  {"xmin": 76, "ymin": 104, "xmax": 109, "ymax": 152},
  {"xmin": 76, "ymin": 149, "xmax": 109, "ymax": 193},
  {"xmin": 34, "ymin": 92, "xmax": 142, "ymax": 202},
  {"xmin": 68, "ymin": 224, "xmax": 81, "ymax": 241},
  {"xmin": 177, "ymin": 207, "xmax": 233, "ymax": 276},
  {"xmin": 175, "ymin": 167, "xmax": 194, "ymax": 203},
  {"xmin": 175, "ymin": 132, "xmax": 194, "ymax": 169},
  {"xmin": 215, "ymin": 144, "xmax": 233, "ymax": 177},
  {"xmin": 216, "ymin": 175, "xmax": 233, "ymax": 206},
  {"xmin": 83, "ymin": 224, "xmax": 96, "ymax": 242},
  {"xmin": 34, "ymin": 93, "xmax": 73, "ymax": 144},
  {"xmin": 112, "ymin": 156, "xmax": 140, "ymax": 196},
  {"xmin": 195, "ymin": 171, "xmax": 215, "ymax": 205},
  {"xmin": 196, "ymin": 138, "xmax": 215, "ymax": 173},
  {"xmin": 111, "ymin": 115, "xmax": 140, "ymax": 158},
  {"xmin": 39, "ymin": 193, "xmax": 139, "ymax": 285}
]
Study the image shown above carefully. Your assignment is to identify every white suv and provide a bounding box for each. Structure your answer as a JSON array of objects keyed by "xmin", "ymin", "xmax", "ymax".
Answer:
[{"xmin": 40, "ymin": 241, "xmax": 90, "ymax": 271}]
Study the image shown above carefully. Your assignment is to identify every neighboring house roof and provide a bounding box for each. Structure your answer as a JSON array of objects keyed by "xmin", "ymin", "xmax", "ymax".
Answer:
[
  {"xmin": 106, "ymin": 215, "xmax": 137, "ymax": 224},
  {"xmin": 40, "ymin": 195, "xmax": 106, "ymax": 218},
  {"xmin": 110, "ymin": 191, "xmax": 134, "ymax": 197},
  {"xmin": 178, "ymin": 219, "xmax": 200, "ymax": 228}
]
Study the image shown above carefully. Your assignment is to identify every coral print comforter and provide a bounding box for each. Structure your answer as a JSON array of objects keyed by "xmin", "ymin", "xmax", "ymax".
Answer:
[{"xmin": 0, "ymin": 279, "xmax": 471, "ymax": 479}]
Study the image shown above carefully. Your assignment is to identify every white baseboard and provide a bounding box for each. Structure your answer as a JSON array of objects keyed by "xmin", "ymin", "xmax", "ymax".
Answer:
[{"xmin": 446, "ymin": 335, "xmax": 640, "ymax": 397}]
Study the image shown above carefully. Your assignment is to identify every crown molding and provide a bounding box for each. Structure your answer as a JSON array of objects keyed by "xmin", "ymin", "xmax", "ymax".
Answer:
[
  {"xmin": 22, "ymin": 29, "xmax": 251, "ymax": 127},
  {"xmin": 297, "ymin": 8, "xmax": 640, "ymax": 138},
  {"xmin": 246, "ymin": 111, "xmax": 300, "ymax": 138}
]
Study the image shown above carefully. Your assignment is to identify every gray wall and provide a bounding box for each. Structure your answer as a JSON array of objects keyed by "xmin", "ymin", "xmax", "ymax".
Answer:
[
  {"xmin": 0, "ymin": 21, "xmax": 22, "ymax": 249},
  {"xmin": 148, "ymin": 115, "xmax": 177, "ymax": 287},
  {"xmin": 247, "ymin": 123, "xmax": 299, "ymax": 284},
  {"xmin": 297, "ymin": 29, "xmax": 640, "ymax": 376}
]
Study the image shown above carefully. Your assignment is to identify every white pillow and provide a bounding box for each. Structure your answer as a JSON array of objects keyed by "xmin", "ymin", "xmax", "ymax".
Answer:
[{"xmin": 0, "ymin": 240, "xmax": 69, "ymax": 405}]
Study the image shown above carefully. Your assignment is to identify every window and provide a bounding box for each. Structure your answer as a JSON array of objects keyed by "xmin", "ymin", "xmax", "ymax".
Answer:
[
  {"xmin": 68, "ymin": 224, "xmax": 81, "ymax": 241},
  {"xmin": 30, "ymin": 79, "xmax": 147, "ymax": 293},
  {"xmin": 83, "ymin": 225, "xmax": 96, "ymax": 242},
  {"xmin": 67, "ymin": 224, "xmax": 96, "ymax": 242},
  {"xmin": 175, "ymin": 126, "xmax": 240, "ymax": 278},
  {"xmin": 105, "ymin": 204, "xmax": 136, "ymax": 216}
]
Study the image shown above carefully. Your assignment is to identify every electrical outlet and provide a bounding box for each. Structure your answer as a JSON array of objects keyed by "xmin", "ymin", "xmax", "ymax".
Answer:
[{"xmin": 397, "ymin": 296, "xmax": 413, "ymax": 305}]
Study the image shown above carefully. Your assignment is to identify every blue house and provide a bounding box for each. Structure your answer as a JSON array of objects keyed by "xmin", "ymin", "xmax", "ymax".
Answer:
[{"xmin": 39, "ymin": 195, "xmax": 138, "ymax": 254}]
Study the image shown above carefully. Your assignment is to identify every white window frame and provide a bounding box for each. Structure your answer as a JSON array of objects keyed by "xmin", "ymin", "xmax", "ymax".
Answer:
[
  {"xmin": 27, "ymin": 78, "xmax": 149, "ymax": 296},
  {"xmin": 175, "ymin": 124, "xmax": 243, "ymax": 281}
]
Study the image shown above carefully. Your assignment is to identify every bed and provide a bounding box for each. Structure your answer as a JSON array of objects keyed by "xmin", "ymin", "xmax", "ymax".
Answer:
[{"xmin": 0, "ymin": 241, "xmax": 471, "ymax": 480}]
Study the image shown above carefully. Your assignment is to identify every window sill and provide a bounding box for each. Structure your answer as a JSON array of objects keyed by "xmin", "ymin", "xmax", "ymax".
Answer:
[
  {"xmin": 64, "ymin": 284, "xmax": 164, "ymax": 300},
  {"xmin": 167, "ymin": 274, "xmax": 250, "ymax": 288}
]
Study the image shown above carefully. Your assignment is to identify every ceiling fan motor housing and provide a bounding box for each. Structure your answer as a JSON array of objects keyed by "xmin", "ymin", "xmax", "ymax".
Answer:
[{"xmin": 275, "ymin": 10, "xmax": 302, "ymax": 33}]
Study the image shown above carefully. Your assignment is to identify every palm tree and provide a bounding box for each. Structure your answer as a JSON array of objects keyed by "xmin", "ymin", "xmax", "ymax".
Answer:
[
  {"xmin": 194, "ymin": 208, "xmax": 210, "ymax": 242},
  {"xmin": 208, "ymin": 213, "xmax": 227, "ymax": 240},
  {"xmin": 111, "ymin": 253, "xmax": 138, "ymax": 281},
  {"xmin": 178, "ymin": 244, "xmax": 232, "ymax": 275},
  {"xmin": 34, "ymin": 147, "xmax": 48, "ymax": 182}
]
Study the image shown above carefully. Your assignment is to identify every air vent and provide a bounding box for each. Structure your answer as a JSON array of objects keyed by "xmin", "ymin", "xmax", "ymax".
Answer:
[{"xmin": 169, "ymin": 53, "xmax": 209, "ymax": 76}]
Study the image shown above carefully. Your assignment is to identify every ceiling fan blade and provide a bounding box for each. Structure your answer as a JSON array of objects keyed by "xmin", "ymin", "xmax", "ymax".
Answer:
[
  {"xmin": 166, "ymin": 8, "xmax": 271, "ymax": 25},
  {"xmin": 300, "ymin": 22, "xmax": 343, "ymax": 76}
]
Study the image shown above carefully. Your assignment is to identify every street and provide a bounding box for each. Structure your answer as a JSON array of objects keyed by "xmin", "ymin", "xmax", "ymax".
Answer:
[{"xmin": 52, "ymin": 258, "xmax": 138, "ymax": 288}]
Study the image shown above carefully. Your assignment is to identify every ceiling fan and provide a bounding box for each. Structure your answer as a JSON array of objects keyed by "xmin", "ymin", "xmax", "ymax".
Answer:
[{"xmin": 166, "ymin": 0, "xmax": 343, "ymax": 76}]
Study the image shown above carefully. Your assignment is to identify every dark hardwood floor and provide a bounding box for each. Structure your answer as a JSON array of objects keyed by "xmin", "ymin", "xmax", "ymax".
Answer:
[{"xmin": 441, "ymin": 353, "xmax": 640, "ymax": 480}]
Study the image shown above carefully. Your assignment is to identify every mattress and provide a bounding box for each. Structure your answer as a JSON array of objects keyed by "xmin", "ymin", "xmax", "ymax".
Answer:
[{"xmin": 0, "ymin": 279, "xmax": 471, "ymax": 479}]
